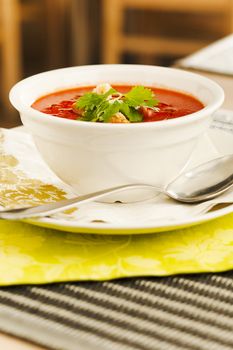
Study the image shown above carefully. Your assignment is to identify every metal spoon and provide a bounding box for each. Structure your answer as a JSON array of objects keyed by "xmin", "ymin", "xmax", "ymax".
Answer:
[{"xmin": 0, "ymin": 154, "xmax": 233, "ymax": 220}]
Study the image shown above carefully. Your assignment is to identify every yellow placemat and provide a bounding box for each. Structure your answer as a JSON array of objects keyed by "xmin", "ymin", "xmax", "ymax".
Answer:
[{"xmin": 0, "ymin": 213, "xmax": 232, "ymax": 285}]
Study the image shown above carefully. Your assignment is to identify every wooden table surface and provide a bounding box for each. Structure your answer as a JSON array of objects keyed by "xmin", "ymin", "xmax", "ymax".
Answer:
[
  {"xmin": 0, "ymin": 332, "xmax": 46, "ymax": 350},
  {"xmin": 1, "ymin": 69, "xmax": 233, "ymax": 349}
]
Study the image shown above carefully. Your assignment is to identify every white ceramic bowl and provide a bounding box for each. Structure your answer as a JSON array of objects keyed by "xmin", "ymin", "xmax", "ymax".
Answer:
[{"xmin": 10, "ymin": 65, "xmax": 224, "ymax": 199}]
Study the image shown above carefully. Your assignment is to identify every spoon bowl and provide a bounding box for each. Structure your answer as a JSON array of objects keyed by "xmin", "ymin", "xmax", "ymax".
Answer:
[
  {"xmin": 0, "ymin": 154, "xmax": 233, "ymax": 220},
  {"xmin": 166, "ymin": 154, "xmax": 233, "ymax": 202}
]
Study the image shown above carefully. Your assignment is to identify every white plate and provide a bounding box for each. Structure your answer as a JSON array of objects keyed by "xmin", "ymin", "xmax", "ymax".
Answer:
[{"xmin": 24, "ymin": 127, "xmax": 233, "ymax": 235}]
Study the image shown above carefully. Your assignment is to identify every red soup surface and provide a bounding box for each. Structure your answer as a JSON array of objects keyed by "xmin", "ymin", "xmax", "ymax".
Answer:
[{"xmin": 32, "ymin": 85, "xmax": 204, "ymax": 122}]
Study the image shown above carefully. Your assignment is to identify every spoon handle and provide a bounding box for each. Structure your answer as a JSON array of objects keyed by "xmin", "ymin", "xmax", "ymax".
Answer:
[{"xmin": 0, "ymin": 184, "xmax": 160, "ymax": 220}]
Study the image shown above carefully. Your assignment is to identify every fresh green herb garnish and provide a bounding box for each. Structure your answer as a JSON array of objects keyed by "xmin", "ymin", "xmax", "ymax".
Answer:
[
  {"xmin": 124, "ymin": 86, "xmax": 157, "ymax": 108},
  {"xmin": 74, "ymin": 85, "xmax": 158, "ymax": 123}
]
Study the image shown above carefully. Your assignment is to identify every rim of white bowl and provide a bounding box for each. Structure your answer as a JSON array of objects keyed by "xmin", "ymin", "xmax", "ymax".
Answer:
[{"xmin": 9, "ymin": 64, "xmax": 225, "ymax": 129}]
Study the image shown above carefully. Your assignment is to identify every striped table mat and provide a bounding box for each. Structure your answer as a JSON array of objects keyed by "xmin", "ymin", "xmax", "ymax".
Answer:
[
  {"xmin": 1, "ymin": 274, "xmax": 233, "ymax": 350},
  {"xmin": 0, "ymin": 110, "xmax": 233, "ymax": 350}
]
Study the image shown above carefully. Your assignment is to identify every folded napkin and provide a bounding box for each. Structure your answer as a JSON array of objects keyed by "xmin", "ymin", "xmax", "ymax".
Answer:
[
  {"xmin": 0, "ymin": 116, "xmax": 232, "ymax": 285},
  {"xmin": 177, "ymin": 34, "xmax": 233, "ymax": 75}
]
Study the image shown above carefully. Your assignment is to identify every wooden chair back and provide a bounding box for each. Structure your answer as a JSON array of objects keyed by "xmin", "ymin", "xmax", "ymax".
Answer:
[{"xmin": 102, "ymin": 0, "xmax": 233, "ymax": 63}]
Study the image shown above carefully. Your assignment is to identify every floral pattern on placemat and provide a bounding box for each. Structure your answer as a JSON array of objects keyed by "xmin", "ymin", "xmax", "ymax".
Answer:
[{"xmin": 0, "ymin": 214, "xmax": 233, "ymax": 285}]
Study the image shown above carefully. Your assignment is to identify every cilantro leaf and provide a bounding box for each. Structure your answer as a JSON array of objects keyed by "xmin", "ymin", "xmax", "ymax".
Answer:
[
  {"xmin": 127, "ymin": 107, "xmax": 143, "ymax": 122},
  {"xmin": 75, "ymin": 92, "xmax": 104, "ymax": 111},
  {"xmin": 119, "ymin": 104, "xmax": 142, "ymax": 122},
  {"xmin": 119, "ymin": 103, "xmax": 130, "ymax": 116},
  {"xmin": 96, "ymin": 100, "xmax": 120, "ymax": 122},
  {"xmin": 124, "ymin": 86, "xmax": 158, "ymax": 108}
]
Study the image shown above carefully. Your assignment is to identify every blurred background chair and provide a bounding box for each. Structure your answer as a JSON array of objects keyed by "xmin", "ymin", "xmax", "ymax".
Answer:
[
  {"xmin": 0, "ymin": 0, "xmax": 71, "ymax": 126},
  {"xmin": 102, "ymin": 0, "xmax": 233, "ymax": 65},
  {"xmin": 0, "ymin": 0, "xmax": 22, "ymax": 123}
]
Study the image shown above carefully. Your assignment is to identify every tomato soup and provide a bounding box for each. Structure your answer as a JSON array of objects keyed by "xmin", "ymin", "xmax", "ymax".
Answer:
[{"xmin": 32, "ymin": 85, "xmax": 204, "ymax": 123}]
